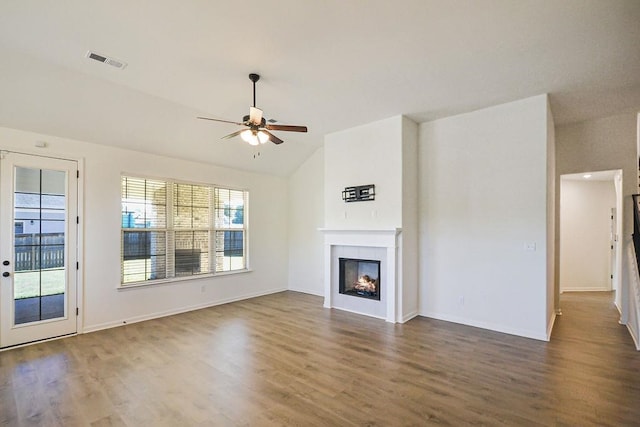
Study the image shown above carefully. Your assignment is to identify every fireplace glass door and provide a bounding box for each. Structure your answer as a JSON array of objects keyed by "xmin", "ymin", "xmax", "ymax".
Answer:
[{"xmin": 338, "ymin": 258, "xmax": 381, "ymax": 300}]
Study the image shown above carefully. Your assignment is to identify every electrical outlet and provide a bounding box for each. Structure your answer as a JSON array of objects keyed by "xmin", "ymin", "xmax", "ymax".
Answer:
[
  {"xmin": 525, "ymin": 242, "xmax": 536, "ymax": 251},
  {"xmin": 200, "ymin": 285, "xmax": 206, "ymax": 293},
  {"xmin": 459, "ymin": 296, "xmax": 464, "ymax": 306}
]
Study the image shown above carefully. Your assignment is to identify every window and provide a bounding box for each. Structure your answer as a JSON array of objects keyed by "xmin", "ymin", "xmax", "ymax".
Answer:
[
  {"xmin": 121, "ymin": 176, "xmax": 247, "ymax": 285},
  {"xmin": 214, "ymin": 188, "xmax": 246, "ymax": 272}
]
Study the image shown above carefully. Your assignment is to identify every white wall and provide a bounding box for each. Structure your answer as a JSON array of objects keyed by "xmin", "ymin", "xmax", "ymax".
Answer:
[
  {"xmin": 560, "ymin": 179, "xmax": 616, "ymax": 291},
  {"xmin": 556, "ymin": 113, "xmax": 637, "ymax": 332},
  {"xmin": 0, "ymin": 126, "xmax": 289, "ymax": 332},
  {"xmin": 418, "ymin": 94, "xmax": 552, "ymax": 340},
  {"xmin": 324, "ymin": 116, "xmax": 403, "ymax": 230},
  {"xmin": 546, "ymin": 100, "xmax": 556, "ymax": 336},
  {"xmin": 401, "ymin": 117, "xmax": 419, "ymax": 321},
  {"xmin": 288, "ymin": 147, "xmax": 324, "ymax": 296}
]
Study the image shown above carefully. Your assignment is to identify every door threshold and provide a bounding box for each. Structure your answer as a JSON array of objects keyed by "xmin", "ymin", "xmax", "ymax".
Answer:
[{"xmin": 0, "ymin": 332, "xmax": 77, "ymax": 352}]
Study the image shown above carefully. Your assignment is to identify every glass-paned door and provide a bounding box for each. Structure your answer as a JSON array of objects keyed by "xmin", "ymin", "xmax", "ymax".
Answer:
[{"xmin": 0, "ymin": 152, "xmax": 78, "ymax": 348}]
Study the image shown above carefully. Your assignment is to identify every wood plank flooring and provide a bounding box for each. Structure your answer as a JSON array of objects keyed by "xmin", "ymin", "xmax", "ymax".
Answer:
[{"xmin": 1, "ymin": 291, "xmax": 639, "ymax": 426}]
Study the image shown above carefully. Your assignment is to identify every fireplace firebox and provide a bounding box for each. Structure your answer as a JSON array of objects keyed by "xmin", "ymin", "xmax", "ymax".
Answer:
[{"xmin": 339, "ymin": 258, "xmax": 381, "ymax": 300}]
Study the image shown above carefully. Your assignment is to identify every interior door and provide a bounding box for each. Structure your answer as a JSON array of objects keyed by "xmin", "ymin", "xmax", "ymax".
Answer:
[{"xmin": 0, "ymin": 151, "xmax": 78, "ymax": 348}]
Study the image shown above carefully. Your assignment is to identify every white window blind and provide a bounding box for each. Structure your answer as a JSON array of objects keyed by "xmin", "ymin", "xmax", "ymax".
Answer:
[
  {"xmin": 121, "ymin": 176, "xmax": 247, "ymax": 285},
  {"xmin": 214, "ymin": 188, "xmax": 246, "ymax": 272}
]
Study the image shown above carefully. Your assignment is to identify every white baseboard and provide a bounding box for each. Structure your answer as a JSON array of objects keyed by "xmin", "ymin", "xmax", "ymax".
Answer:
[
  {"xmin": 287, "ymin": 286, "xmax": 323, "ymax": 297},
  {"xmin": 626, "ymin": 321, "xmax": 640, "ymax": 351},
  {"xmin": 419, "ymin": 310, "xmax": 549, "ymax": 342},
  {"xmin": 614, "ymin": 300, "xmax": 622, "ymax": 314},
  {"xmin": 560, "ymin": 287, "xmax": 611, "ymax": 292},
  {"xmin": 325, "ymin": 306, "xmax": 418, "ymax": 324},
  {"xmin": 330, "ymin": 306, "xmax": 387, "ymax": 321},
  {"xmin": 82, "ymin": 287, "xmax": 287, "ymax": 333},
  {"xmin": 546, "ymin": 312, "xmax": 557, "ymax": 341},
  {"xmin": 402, "ymin": 310, "xmax": 419, "ymax": 323}
]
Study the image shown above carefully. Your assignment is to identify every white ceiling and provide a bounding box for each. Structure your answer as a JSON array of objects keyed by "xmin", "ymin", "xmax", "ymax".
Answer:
[{"xmin": 0, "ymin": 1, "xmax": 639, "ymax": 177}]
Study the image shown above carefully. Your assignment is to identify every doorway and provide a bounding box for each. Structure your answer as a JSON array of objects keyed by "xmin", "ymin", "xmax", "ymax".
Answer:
[
  {"xmin": 559, "ymin": 170, "xmax": 622, "ymax": 298},
  {"xmin": 0, "ymin": 151, "xmax": 78, "ymax": 349}
]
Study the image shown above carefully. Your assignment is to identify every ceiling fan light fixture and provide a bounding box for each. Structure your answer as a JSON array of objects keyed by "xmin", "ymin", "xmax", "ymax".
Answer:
[
  {"xmin": 257, "ymin": 130, "xmax": 269, "ymax": 144},
  {"xmin": 240, "ymin": 129, "xmax": 270, "ymax": 145},
  {"xmin": 241, "ymin": 129, "xmax": 261, "ymax": 146}
]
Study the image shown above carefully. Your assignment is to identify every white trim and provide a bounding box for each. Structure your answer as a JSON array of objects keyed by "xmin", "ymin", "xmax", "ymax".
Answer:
[
  {"xmin": 546, "ymin": 312, "xmax": 557, "ymax": 340},
  {"xmin": 625, "ymin": 240, "xmax": 640, "ymax": 347},
  {"xmin": 420, "ymin": 311, "xmax": 549, "ymax": 342},
  {"xmin": 560, "ymin": 287, "xmax": 611, "ymax": 292},
  {"xmin": 76, "ymin": 157, "xmax": 85, "ymax": 334},
  {"xmin": 287, "ymin": 286, "xmax": 324, "ymax": 297},
  {"xmin": 402, "ymin": 310, "xmax": 419, "ymax": 323},
  {"xmin": 117, "ymin": 268, "xmax": 253, "ymax": 290},
  {"xmin": 614, "ymin": 299, "xmax": 622, "ymax": 314},
  {"xmin": 320, "ymin": 228, "xmax": 402, "ymax": 323},
  {"xmin": 626, "ymin": 322, "xmax": 640, "ymax": 351},
  {"xmin": 318, "ymin": 228, "xmax": 402, "ymax": 237},
  {"xmin": 83, "ymin": 287, "xmax": 286, "ymax": 333},
  {"xmin": 0, "ymin": 332, "xmax": 77, "ymax": 353},
  {"xmin": 327, "ymin": 306, "xmax": 386, "ymax": 321}
]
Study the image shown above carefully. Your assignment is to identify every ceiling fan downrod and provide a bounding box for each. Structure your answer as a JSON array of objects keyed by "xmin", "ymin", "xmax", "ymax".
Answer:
[{"xmin": 249, "ymin": 73, "xmax": 260, "ymax": 107}]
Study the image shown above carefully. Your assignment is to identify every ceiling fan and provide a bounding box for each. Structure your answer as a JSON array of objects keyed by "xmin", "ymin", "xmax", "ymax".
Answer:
[{"xmin": 197, "ymin": 73, "xmax": 308, "ymax": 145}]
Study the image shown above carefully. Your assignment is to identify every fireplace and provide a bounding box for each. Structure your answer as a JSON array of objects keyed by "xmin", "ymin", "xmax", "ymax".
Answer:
[
  {"xmin": 339, "ymin": 258, "xmax": 381, "ymax": 300},
  {"xmin": 321, "ymin": 229, "xmax": 401, "ymax": 322}
]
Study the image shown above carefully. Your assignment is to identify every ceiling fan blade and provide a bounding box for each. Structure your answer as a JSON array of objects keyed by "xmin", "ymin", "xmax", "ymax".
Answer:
[
  {"xmin": 263, "ymin": 130, "xmax": 284, "ymax": 145},
  {"xmin": 249, "ymin": 107, "xmax": 263, "ymax": 125},
  {"xmin": 265, "ymin": 124, "xmax": 308, "ymax": 133},
  {"xmin": 197, "ymin": 116, "xmax": 244, "ymax": 126},
  {"xmin": 221, "ymin": 129, "xmax": 245, "ymax": 140}
]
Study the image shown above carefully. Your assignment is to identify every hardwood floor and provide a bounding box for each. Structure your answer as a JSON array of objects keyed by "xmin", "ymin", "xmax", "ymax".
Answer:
[{"xmin": 1, "ymin": 291, "xmax": 639, "ymax": 426}]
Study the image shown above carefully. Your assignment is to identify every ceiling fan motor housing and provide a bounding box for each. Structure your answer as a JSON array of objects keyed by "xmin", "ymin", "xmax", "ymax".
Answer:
[{"xmin": 243, "ymin": 115, "xmax": 266, "ymax": 128}]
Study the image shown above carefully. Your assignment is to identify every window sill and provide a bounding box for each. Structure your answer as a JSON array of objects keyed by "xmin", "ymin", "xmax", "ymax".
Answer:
[{"xmin": 117, "ymin": 268, "xmax": 253, "ymax": 291}]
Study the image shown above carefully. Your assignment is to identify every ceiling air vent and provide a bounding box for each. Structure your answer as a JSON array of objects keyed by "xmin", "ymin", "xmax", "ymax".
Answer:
[{"xmin": 86, "ymin": 51, "xmax": 127, "ymax": 69}]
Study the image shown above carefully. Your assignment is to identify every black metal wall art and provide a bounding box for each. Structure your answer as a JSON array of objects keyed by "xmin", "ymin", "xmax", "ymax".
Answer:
[{"xmin": 342, "ymin": 184, "xmax": 375, "ymax": 202}]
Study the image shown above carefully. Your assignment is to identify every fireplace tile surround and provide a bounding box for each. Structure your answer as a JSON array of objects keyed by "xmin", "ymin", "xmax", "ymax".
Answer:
[{"xmin": 320, "ymin": 228, "xmax": 402, "ymax": 322}]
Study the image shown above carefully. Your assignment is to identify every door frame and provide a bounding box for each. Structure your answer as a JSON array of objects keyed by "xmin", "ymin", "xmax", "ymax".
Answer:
[
  {"xmin": 557, "ymin": 169, "xmax": 622, "ymax": 295},
  {"xmin": 0, "ymin": 149, "xmax": 84, "ymax": 349}
]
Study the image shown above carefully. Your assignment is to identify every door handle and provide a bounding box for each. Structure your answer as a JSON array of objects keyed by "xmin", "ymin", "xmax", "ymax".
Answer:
[
  {"xmin": 2, "ymin": 260, "xmax": 9, "ymax": 266},
  {"xmin": 2, "ymin": 272, "xmax": 9, "ymax": 277}
]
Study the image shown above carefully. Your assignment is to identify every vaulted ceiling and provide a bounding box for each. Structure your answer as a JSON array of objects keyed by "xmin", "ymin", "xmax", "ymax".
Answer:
[{"xmin": 1, "ymin": 1, "xmax": 639, "ymax": 176}]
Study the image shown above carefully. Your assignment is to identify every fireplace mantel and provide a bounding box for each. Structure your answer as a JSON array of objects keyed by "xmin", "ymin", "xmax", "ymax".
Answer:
[
  {"xmin": 319, "ymin": 228, "xmax": 401, "ymax": 235},
  {"xmin": 320, "ymin": 228, "xmax": 402, "ymax": 322},
  {"xmin": 318, "ymin": 228, "xmax": 401, "ymax": 247}
]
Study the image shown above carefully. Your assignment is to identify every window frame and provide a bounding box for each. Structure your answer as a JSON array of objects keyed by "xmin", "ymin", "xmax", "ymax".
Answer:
[{"xmin": 120, "ymin": 175, "xmax": 249, "ymax": 287}]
